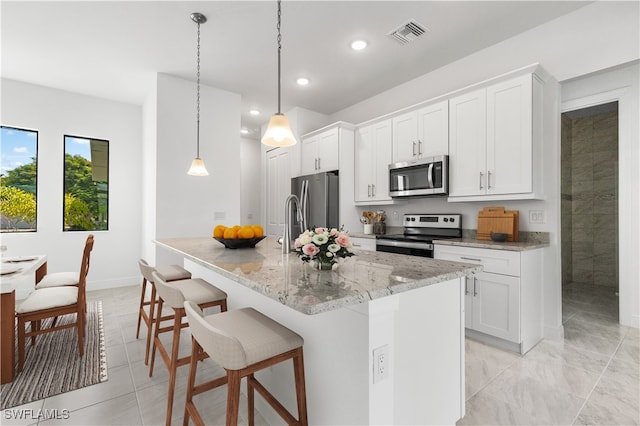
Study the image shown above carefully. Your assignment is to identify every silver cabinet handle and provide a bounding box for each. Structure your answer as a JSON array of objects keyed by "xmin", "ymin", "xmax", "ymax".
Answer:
[
  {"xmin": 460, "ymin": 256, "xmax": 482, "ymax": 262},
  {"xmin": 473, "ymin": 276, "xmax": 478, "ymax": 296},
  {"xmin": 314, "ymin": 158, "xmax": 318, "ymax": 170},
  {"xmin": 368, "ymin": 184, "xmax": 372, "ymax": 197},
  {"xmin": 479, "ymin": 172, "xmax": 484, "ymax": 190},
  {"xmin": 412, "ymin": 141, "xmax": 417, "ymax": 156},
  {"xmin": 418, "ymin": 140, "xmax": 423, "ymax": 155},
  {"xmin": 487, "ymin": 170, "xmax": 492, "ymax": 189},
  {"xmin": 464, "ymin": 278, "xmax": 470, "ymax": 295},
  {"xmin": 318, "ymin": 157, "xmax": 321, "ymax": 170}
]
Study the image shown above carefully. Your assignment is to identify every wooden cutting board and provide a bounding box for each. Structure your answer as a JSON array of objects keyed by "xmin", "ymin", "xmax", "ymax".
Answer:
[{"xmin": 477, "ymin": 206, "xmax": 519, "ymax": 242}]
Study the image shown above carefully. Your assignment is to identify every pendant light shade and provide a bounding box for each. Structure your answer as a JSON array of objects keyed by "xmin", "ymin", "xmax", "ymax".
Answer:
[
  {"xmin": 262, "ymin": 113, "xmax": 297, "ymax": 147},
  {"xmin": 187, "ymin": 12, "xmax": 209, "ymax": 176},
  {"xmin": 262, "ymin": 0, "xmax": 297, "ymax": 147}
]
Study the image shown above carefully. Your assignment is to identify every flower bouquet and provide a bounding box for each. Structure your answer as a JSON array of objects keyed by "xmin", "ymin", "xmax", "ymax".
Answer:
[{"xmin": 294, "ymin": 227, "xmax": 355, "ymax": 270}]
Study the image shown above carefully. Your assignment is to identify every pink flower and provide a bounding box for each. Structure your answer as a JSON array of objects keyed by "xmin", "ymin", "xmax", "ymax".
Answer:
[
  {"xmin": 302, "ymin": 243, "xmax": 320, "ymax": 256},
  {"xmin": 294, "ymin": 238, "xmax": 302, "ymax": 249},
  {"xmin": 314, "ymin": 227, "xmax": 325, "ymax": 234},
  {"xmin": 336, "ymin": 233, "xmax": 351, "ymax": 248},
  {"xmin": 329, "ymin": 228, "xmax": 339, "ymax": 236}
]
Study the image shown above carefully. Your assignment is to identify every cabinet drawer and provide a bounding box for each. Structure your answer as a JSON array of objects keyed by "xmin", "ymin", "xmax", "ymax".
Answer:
[{"xmin": 434, "ymin": 245, "xmax": 520, "ymax": 276}]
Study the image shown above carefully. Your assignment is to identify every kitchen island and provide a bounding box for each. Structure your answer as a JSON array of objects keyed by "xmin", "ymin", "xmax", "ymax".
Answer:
[{"xmin": 155, "ymin": 236, "xmax": 481, "ymax": 425}]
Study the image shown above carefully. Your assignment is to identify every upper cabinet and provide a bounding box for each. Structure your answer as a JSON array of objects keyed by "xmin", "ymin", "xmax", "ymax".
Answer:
[
  {"xmin": 355, "ymin": 119, "xmax": 393, "ymax": 204},
  {"xmin": 449, "ymin": 73, "xmax": 543, "ymax": 201},
  {"xmin": 301, "ymin": 127, "xmax": 339, "ymax": 175},
  {"xmin": 392, "ymin": 100, "xmax": 449, "ymax": 164}
]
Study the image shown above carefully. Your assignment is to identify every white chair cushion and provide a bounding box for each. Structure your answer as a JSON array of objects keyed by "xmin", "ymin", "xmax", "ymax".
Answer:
[
  {"xmin": 16, "ymin": 287, "xmax": 78, "ymax": 314},
  {"xmin": 155, "ymin": 264, "xmax": 191, "ymax": 282},
  {"xmin": 36, "ymin": 271, "xmax": 79, "ymax": 288}
]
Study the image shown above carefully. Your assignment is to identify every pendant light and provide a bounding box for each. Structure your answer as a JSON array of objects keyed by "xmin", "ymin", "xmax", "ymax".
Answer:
[
  {"xmin": 261, "ymin": 0, "xmax": 297, "ymax": 147},
  {"xmin": 187, "ymin": 12, "xmax": 209, "ymax": 176}
]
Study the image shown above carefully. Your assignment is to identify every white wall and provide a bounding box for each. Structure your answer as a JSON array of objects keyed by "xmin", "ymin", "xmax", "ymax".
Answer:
[
  {"xmin": 1, "ymin": 78, "xmax": 142, "ymax": 294},
  {"xmin": 141, "ymin": 74, "xmax": 158, "ymax": 265},
  {"xmin": 561, "ymin": 61, "xmax": 640, "ymax": 328},
  {"xmin": 240, "ymin": 136, "xmax": 261, "ymax": 225},
  {"xmin": 152, "ymin": 73, "xmax": 242, "ymax": 266}
]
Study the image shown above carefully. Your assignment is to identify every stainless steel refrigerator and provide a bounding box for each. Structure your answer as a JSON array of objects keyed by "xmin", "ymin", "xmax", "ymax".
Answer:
[{"xmin": 290, "ymin": 170, "xmax": 339, "ymax": 236}]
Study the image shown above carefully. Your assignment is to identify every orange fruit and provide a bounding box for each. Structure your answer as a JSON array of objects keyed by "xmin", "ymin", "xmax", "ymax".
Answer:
[
  {"xmin": 238, "ymin": 226, "xmax": 255, "ymax": 239},
  {"xmin": 251, "ymin": 224, "xmax": 264, "ymax": 237},
  {"xmin": 223, "ymin": 227, "xmax": 238, "ymax": 239},
  {"xmin": 213, "ymin": 225, "xmax": 227, "ymax": 239}
]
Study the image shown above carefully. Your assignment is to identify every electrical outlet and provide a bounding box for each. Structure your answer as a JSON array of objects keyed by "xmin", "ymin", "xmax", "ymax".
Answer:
[
  {"xmin": 373, "ymin": 345, "xmax": 389, "ymax": 383},
  {"xmin": 214, "ymin": 211, "xmax": 226, "ymax": 221},
  {"xmin": 529, "ymin": 210, "xmax": 545, "ymax": 224}
]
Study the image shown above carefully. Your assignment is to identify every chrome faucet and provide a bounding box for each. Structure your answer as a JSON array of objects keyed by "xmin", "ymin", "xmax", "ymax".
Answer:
[{"xmin": 282, "ymin": 194, "xmax": 305, "ymax": 253}]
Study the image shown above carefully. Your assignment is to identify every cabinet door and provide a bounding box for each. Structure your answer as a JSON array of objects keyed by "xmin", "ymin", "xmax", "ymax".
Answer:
[
  {"xmin": 354, "ymin": 126, "xmax": 374, "ymax": 202},
  {"xmin": 371, "ymin": 120, "xmax": 392, "ymax": 201},
  {"xmin": 392, "ymin": 111, "xmax": 418, "ymax": 163},
  {"xmin": 317, "ymin": 129, "xmax": 340, "ymax": 172},
  {"xmin": 486, "ymin": 74, "xmax": 532, "ymax": 195},
  {"xmin": 449, "ymin": 88, "xmax": 487, "ymax": 197},
  {"xmin": 472, "ymin": 272, "xmax": 520, "ymax": 343},
  {"xmin": 266, "ymin": 148, "xmax": 291, "ymax": 236},
  {"xmin": 300, "ymin": 136, "xmax": 318, "ymax": 175},
  {"xmin": 463, "ymin": 276, "xmax": 474, "ymax": 329},
  {"xmin": 417, "ymin": 100, "xmax": 449, "ymax": 157}
]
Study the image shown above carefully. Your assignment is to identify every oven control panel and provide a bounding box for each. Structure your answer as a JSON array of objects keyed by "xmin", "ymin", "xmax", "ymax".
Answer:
[{"xmin": 403, "ymin": 214, "xmax": 462, "ymax": 229}]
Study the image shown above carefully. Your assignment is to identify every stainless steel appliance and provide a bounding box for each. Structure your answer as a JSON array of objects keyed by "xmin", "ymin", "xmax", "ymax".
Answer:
[
  {"xmin": 376, "ymin": 213, "xmax": 462, "ymax": 258},
  {"xmin": 389, "ymin": 155, "xmax": 448, "ymax": 197},
  {"xmin": 290, "ymin": 170, "xmax": 339, "ymax": 236}
]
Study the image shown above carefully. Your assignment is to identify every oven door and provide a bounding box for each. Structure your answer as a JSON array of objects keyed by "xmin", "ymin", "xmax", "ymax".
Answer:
[
  {"xmin": 388, "ymin": 155, "xmax": 448, "ymax": 197},
  {"xmin": 375, "ymin": 239, "xmax": 434, "ymax": 258}
]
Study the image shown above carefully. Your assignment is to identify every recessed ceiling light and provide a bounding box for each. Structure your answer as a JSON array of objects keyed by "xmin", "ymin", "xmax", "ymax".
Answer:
[
  {"xmin": 351, "ymin": 40, "xmax": 367, "ymax": 51},
  {"xmin": 296, "ymin": 77, "xmax": 310, "ymax": 86},
  {"xmin": 240, "ymin": 128, "xmax": 249, "ymax": 135},
  {"xmin": 249, "ymin": 109, "xmax": 260, "ymax": 116}
]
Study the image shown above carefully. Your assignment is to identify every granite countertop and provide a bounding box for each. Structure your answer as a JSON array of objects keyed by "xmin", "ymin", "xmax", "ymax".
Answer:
[
  {"xmin": 433, "ymin": 238, "xmax": 549, "ymax": 251},
  {"xmin": 155, "ymin": 236, "xmax": 481, "ymax": 315}
]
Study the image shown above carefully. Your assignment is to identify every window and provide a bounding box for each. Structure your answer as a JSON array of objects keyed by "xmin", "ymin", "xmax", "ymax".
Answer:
[
  {"xmin": 0, "ymin": 126, "xmax": 38, "ymax": 232},
  {"xmin": 64, "ymin": 135, "xmax": 109, "ymax": 231}
]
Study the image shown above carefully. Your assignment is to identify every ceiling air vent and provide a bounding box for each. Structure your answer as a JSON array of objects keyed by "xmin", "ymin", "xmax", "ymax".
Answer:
[{"xmin": 387, "ymin": 20, "xmax": 428, "ymax": 45}]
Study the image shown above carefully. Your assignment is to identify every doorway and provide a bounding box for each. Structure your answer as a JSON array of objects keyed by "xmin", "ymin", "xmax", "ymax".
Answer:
[{"xmin": 561, "ymin": 101, "xmax": 619, "ymax": 321}]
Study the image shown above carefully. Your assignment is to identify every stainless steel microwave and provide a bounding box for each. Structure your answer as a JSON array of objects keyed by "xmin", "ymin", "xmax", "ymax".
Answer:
[{"xmin": 389, "ymin": 155, "xmax": 448, "ymax": 197}]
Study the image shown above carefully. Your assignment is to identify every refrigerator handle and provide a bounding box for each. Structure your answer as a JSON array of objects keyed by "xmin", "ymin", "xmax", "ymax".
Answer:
[{"xmin": 300, "ymin": 180, "xmax": 309, "ymax": 232}]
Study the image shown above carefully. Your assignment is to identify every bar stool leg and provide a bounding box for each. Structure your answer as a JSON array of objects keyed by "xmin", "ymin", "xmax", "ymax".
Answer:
[
  {"xmin": 149, "ymin": 298, "xmax": 163, "ymax": 377},
  {"xmin": 184, "ymin": 337, "xmax": 200, "ymax": 426},
  {"xmin": 144, "ymin": 284, "xmax": 157, "ymax": 365},
  {"xmin": 226, "ymin": 369, "xmax": 242, "ymax": 426},
  {"xmin": 136, "ymin": 277, "xmax": 147, "ymax": 339},
  {"xmin": 247, "ymin": 373, "xmax": 255, "ymax": 426},
  {"xmin": 293, "ymin": 347, "xmax": 308, "ymax": 425},
  {"xmin": 165, "ymin": 308, "xmax": 183, "ymax": 426}
]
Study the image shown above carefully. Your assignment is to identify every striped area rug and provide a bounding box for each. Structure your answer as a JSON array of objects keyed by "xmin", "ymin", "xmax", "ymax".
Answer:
[{"xmin": 0, "ymin": 301, "xmax": 107, "ymax": 409}]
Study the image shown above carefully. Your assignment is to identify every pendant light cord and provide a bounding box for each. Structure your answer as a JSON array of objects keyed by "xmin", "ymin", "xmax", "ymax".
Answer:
[
  {"xmin": 277, "ymin": 0, "xmax": 282, "ymax": 114},
  {"xmin": 196, "ymin": 19, "xmax": 201, "ymax": 157}
]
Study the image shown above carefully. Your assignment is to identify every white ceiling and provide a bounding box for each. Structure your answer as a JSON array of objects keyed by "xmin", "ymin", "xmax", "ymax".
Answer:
[{"xmin": 1, "ymin": 1, "xmax": 590, "ymax": 137}]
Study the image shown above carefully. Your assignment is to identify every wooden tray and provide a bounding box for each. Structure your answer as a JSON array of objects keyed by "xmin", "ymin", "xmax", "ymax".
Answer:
[{"xmin": 477, "ymin": 206, "xmax": 519, "ymax": 242}]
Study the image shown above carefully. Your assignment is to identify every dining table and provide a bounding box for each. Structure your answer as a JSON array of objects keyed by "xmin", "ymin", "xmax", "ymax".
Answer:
[{"xmin": 1, "ymin": 255, "xmax": 47, "ymax": 384}]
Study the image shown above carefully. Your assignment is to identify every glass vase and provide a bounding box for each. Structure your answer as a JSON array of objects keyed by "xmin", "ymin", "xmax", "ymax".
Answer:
[{"xmin": 312, "ymin": 259, "xmax": 335, "ymax": 271}]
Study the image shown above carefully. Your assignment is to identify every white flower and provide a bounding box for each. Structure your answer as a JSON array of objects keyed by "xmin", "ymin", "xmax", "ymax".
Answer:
[
  {"xmin": 327, "ymin": 244, "xmax": 341, "ymax": 253},
  {"xmin": 326, "ymin": 252, "xmax": 334, "ymax": 257},
  {"xmin": 312, "ymin": 234, "xmax": 329, "ymax": 245},
  {"xmin": 299, "ymin": 235, "xmax": 311, "ymax": 245}
]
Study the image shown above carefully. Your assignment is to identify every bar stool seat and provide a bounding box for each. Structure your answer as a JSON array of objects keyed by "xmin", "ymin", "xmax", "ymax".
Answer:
[
  {"xmin": 136, "ymin": 259, "xmax": 192, "ymax": 365},
  {"xmin": 151, "ymin": 272, "xmax": 228, "ymax": 426},
  {"xmin": 183, "ymin": 301, "xmax": 308, "ymax": 426}
]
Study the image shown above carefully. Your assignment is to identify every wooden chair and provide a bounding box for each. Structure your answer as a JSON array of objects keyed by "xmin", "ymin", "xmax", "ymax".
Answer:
[
  {"xmin": 136, "ymin": 259, "xmax": 192, "ymax": 365},
  {"xmin": 150, "ymin": 271, "xmax": 228, "ymax": 426},
  {"xmin": 183, "ymin": 301, "xmax": 308, "ymax": 426},
  {"xmin": 35, "ymin": 234, "xmax": 94, "ymax": 289},
  {"xmin": 15, "ymin": 234, "xmax": 94, "ymax": 372}
]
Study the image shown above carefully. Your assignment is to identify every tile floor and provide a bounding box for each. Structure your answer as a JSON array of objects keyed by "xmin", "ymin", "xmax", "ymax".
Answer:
[{"xmin": 4, "ymin": 282, "xmax": 639, "ymax": 425}]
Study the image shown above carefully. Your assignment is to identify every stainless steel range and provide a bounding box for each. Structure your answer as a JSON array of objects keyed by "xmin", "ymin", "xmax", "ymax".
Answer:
[{"xmin": 376, "ymin": 214, "xmax": 462, "ymax": 258}]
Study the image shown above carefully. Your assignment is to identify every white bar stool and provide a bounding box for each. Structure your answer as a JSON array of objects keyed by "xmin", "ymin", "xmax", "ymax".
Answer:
[
  {"xmin": 151, "ymin": 272, "xmax": 228, "ymax": 426},
  {"xmin": 183, "ymin": 301, "xmax": 308, "ymax": 426},
  {"xmin": 136, "ymin": 259, "xmax": 192, "ymax": 365}
]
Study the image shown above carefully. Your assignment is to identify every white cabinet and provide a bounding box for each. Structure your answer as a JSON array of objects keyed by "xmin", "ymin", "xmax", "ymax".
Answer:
[
  {"xmin": 301, "ymin": 128, "xmax": 339, "ymax": 175},
  {"xmin": 449, "ymin": 73, "xmax": 541, "ymax": 201},
  {"xmin": 354, "ymin": 119, "xmax": 393, "ymax": 203},
  {"xmin": 434, "ymin": 244, "xmax": 543, "ymax": 354},
  {"xmin": 392, "ymin": 100, "xmax": 449, "ymax": 163},
  {"xmin": 350, "ymin": 237, "xmax": 376, "ymax": 251}
]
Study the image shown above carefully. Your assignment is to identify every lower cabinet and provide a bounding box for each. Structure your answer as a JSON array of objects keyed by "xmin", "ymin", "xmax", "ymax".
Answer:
[{"xmin": 435, "ymin": 244, "xmax": 543, "ymax": 354}]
